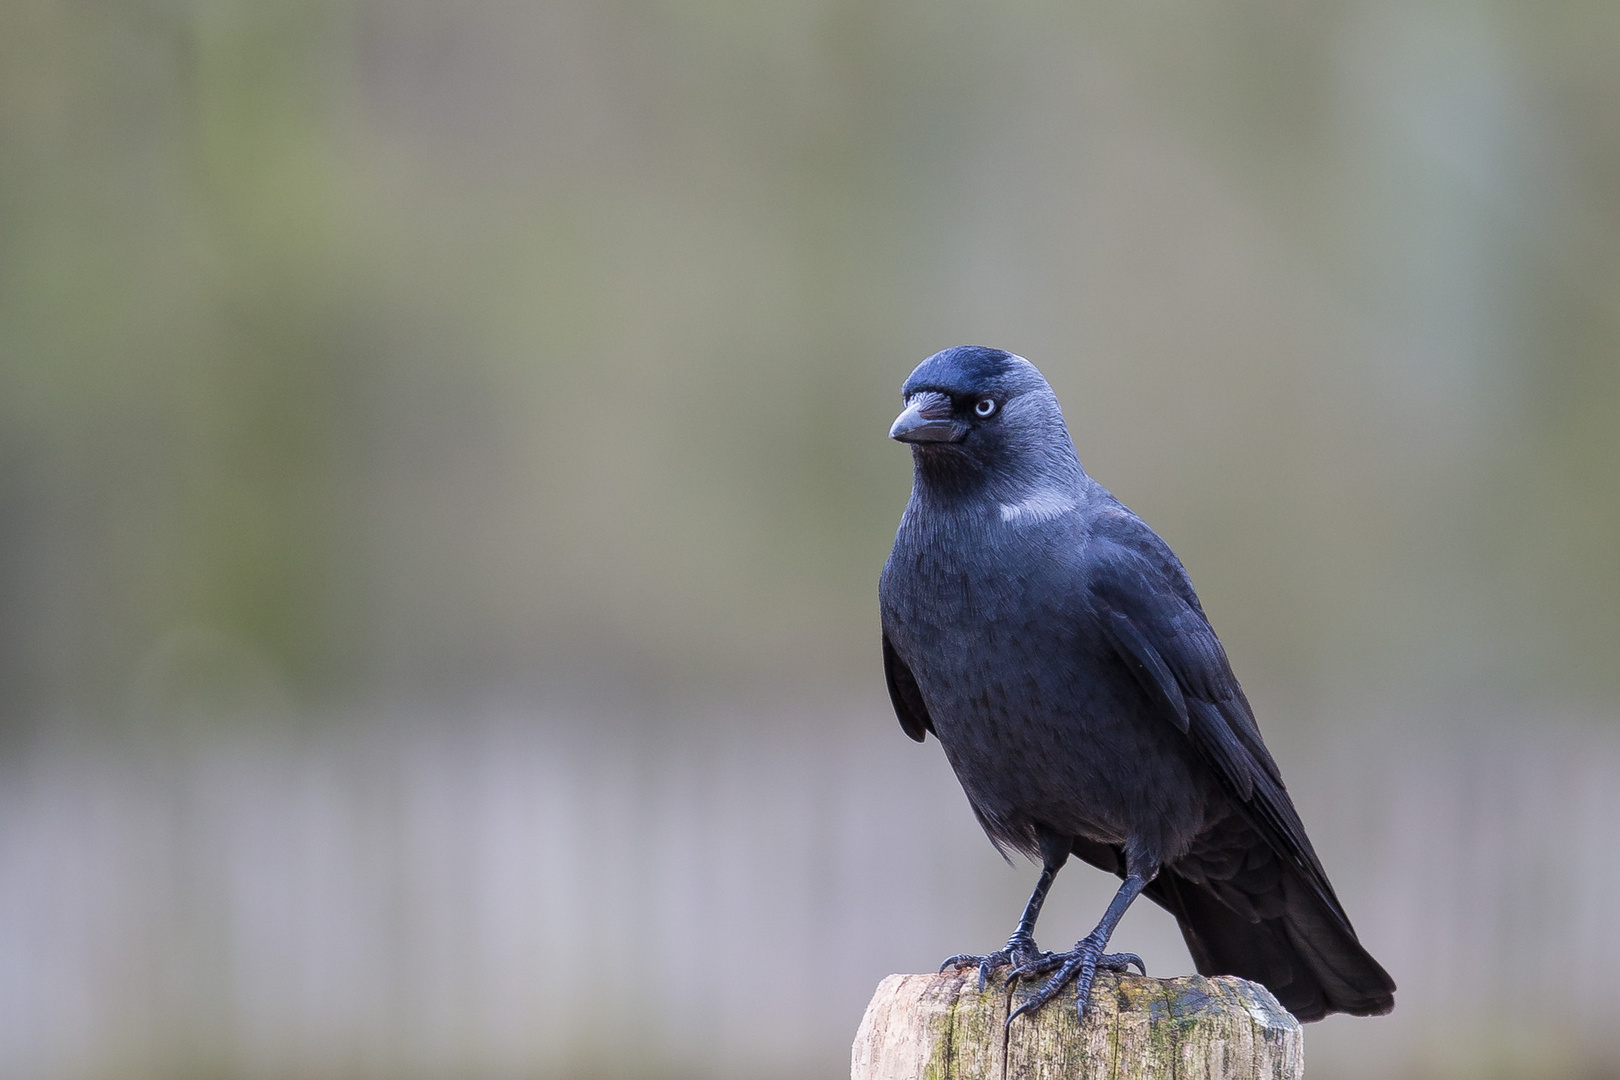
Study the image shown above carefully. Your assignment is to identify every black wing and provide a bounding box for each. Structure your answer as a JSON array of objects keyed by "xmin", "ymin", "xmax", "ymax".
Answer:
[
  {"xmin": 882, "ymin": 632, "xmax": 934, "ymax": 742},
  {"xmin": 1085, "ymin": 520, "xmax": 1394, "ymax": 1019},
  {"xmin": 1084, "ymin": 523, "xmax": 1345, "ymax": 927}
]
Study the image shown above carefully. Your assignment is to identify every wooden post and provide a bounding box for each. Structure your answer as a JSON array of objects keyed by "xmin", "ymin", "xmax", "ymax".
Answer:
[{"xmin": 851, "ymin": 969, "xmax": 1302, "ymax": 1080}]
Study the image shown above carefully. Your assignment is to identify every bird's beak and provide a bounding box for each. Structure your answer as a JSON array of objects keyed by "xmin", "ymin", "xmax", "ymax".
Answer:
[{"xmin": 890, "ymin": 391, "xmax": 965, "ymax": 444}]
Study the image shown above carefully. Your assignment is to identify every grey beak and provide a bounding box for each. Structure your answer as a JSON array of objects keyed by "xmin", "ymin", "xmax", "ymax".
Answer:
[{"xmin": 890, "ymin": 391, "xmax": 966, "ymax": 444}]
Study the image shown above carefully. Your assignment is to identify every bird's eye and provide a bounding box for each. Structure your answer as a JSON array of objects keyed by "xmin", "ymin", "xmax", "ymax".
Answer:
[{"xmin": 974, "ymin": 398, "xmax": 997, "ymax": 417}]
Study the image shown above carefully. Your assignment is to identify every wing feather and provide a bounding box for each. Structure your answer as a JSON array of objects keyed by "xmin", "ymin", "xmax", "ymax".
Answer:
[
  {"xmin": 1086, "ymin": 532, "xmax": 1351, "ymax": 931},
  {"xmin": 883, "ymin": 632, "xmax": 934, "ymax": 742}
]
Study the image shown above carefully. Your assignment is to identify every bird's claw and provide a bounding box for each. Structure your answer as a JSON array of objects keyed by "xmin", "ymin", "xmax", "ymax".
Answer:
[
  {"xmin": 1008, "ymin": 948, "xmax": 1143, "ymax": 981},
  {"xmin": 940, "ymin": 935, "xmax": 1049, "ymax": 992},
  {"xmin": 1103, "ymin": 952, "xmax": 1146, "ymax": 976},
  {"xmin": 1005, "ymin": 933, "xmax": 1146, "ymax": 1025}
]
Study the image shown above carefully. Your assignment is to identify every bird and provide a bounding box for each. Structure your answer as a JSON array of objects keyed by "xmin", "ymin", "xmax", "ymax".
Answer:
[{"xmin": 878, "ymin": 345, "xmax": 1395, "ymax": 1024}]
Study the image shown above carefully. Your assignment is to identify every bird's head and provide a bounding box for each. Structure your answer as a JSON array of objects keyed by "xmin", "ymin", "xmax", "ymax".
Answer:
[{"xmin": 890, "ymin": 346, "xmax": 1083, "ymax": 498}]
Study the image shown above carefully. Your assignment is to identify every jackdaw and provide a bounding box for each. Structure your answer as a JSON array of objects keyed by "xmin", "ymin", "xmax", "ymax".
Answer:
[{"xmin": 879, "ymin": 345, "xmax": 1395, "ymax": 1023}]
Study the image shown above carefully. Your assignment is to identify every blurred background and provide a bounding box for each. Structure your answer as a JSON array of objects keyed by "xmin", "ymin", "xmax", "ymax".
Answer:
[{"xmin": 2, "ymin": 0, "xmax": 1619, "ymax": 1077}]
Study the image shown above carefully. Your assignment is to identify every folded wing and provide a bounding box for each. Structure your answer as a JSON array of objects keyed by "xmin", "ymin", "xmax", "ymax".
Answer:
[{"xmin": 1085, "ymin": 518, "xmax": 1395, "ymax": 1019}]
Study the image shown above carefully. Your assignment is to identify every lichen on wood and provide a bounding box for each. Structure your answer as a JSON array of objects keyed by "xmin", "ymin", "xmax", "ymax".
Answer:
[{"xmin": 851, "ymin": 969, "xmax": 1301, "ymax": 1080}]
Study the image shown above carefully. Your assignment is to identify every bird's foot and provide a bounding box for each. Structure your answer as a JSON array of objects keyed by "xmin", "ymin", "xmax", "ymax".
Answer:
[
  {"xmin": 1005, "ymin": 931, "xmax": 1145, "ymax": 1024},
  {"xmin": 940, "ymin": 933, "xmax": 1050, "ymax": 992}
]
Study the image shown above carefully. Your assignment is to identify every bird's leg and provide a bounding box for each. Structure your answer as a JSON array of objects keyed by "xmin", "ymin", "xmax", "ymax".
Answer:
[
  {"xmin": 942, "ymin": 836, "xmax": 1068, "ymax": 991},
  {"xmin": 1007, "ymin": 871, "xmax": 1150, "ymax": 1024}
]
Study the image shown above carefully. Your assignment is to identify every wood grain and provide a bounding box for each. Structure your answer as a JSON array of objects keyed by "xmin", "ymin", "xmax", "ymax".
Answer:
[{"xmin": 852, "ymin": 969, "xmax": 1302, "ymax": 1080}]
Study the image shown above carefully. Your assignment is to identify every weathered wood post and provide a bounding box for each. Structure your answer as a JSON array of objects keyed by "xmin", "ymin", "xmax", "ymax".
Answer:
[{"xmin": 852, "ymin": 969, "xmax": 1302, "ymax": 1080}]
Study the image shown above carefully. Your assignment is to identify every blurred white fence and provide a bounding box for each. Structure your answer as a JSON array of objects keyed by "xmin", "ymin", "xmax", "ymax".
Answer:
[{"xmin": 1, "ymin": 705, "xmax": 1617, "ymax": 1079}]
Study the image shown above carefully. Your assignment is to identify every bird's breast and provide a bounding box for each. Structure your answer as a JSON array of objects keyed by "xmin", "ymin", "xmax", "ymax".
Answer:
[
  {"xmin": 882, "ymin": 518, "xmax": 1108, "ymax": 742},
  {"xmin": 881, "ymin": 509, "xmax": 1201, "ymax": 849}
]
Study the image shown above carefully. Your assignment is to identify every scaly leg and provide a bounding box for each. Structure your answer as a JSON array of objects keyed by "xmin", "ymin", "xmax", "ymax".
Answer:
[
  {"xmin": 1006, "ymin": 871, "xmax": 1149, "ymax": 1024},
  {"xmin": 941, "ymin": 834, "xmax": 1069, "ymax": 991}
]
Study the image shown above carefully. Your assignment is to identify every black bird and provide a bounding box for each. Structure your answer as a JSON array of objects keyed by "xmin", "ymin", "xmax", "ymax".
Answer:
[{"xmin": 879, "ymin": 346, "xmax": 1395, "ymax": 1023}]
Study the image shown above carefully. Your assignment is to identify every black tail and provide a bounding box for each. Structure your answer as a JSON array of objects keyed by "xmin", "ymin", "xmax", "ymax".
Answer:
[
  {"xmin": 1069, "ymin": 836, "xmax": 1395, "ymax": 1022},
  {"xmin": 1145, "ymin": 866, "xmax": 1396, "ymax": 1022}
]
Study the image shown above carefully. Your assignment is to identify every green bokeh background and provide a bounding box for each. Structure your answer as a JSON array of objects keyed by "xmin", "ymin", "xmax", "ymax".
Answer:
[{"xmin": 2, "ymin": 1, "xmax": 1618, "ymax": 1077}]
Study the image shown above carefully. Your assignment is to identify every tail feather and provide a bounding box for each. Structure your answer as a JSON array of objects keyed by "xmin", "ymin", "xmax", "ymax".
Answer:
[
  {"xmin": 1147, "ymin": 867, "xmax": 1395, "ymax": 1022},
  {"xmin": 1068, "ymin": 835, "xmax": 1394, "ymax": 1021}
]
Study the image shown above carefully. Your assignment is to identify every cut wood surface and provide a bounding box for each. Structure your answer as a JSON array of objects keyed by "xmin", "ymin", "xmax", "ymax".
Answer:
[{"xmin": 851, "ymin": 969, "xmax": 1302, "ymax": 1080}]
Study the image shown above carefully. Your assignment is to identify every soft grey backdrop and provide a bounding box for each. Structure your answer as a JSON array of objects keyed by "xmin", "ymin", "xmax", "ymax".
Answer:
[{"xmin": 3, "ymin": 1, "xmax": 1619, "ymax": 1077}]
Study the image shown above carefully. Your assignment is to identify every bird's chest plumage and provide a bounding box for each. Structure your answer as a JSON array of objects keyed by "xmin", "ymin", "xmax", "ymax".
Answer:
[
  {"xmin": 884, "ymin": 526, "xmax": 1086, "ymax": 710},
  {"xmin": 880, "ymin": 510, "xmax": 1178, "ymax": 847}
]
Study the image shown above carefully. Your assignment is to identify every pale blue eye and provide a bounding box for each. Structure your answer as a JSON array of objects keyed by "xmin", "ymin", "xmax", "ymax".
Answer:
[{"xmin": 975, "ymin": 398, "xmax": 997, "ymax": 417}]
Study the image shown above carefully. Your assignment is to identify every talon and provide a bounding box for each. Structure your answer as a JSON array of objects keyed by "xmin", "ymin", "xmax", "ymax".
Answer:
[
  {"xmin": 1007, "ymin": 998, "xmax": 1040, "ymax": 1025},
  {"xmin": 1100, "ymin": 952, "xmax": 1146, "ymax": 975},
  {"xmin": 937, "ymin": 949, "xmax": 1011, "ymax": 986},
  {"xmin": 1007, "ymin": 955, "xmax": 1086, "ymax": 1026},
  {"xmin": 1004, "ymin": 936, "xmax": 1147, "ymax": 1024},
  {"xmin": 939, "ymin": 936, "xmax": 1045, "ymax": 992},
  {"xmin": 1006, "ymin": 952, "xmax": 1063, "ymax": 982}
]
